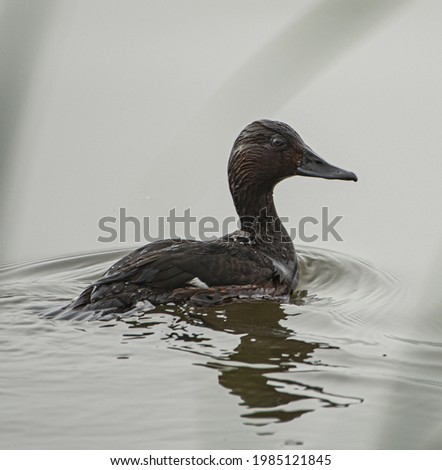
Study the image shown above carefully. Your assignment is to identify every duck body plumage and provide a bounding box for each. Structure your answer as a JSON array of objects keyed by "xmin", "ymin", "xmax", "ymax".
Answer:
[
  {"xmin": 70, "ymin": 232, "xmax": 298, "ymax": 310},
  {"xmin": 66, "ymin": 119, "xmax": 356, "ymax": 314}
]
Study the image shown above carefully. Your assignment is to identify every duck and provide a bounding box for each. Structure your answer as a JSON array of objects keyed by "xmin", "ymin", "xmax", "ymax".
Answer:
[{"xmin": 67, "ymin": 119, "xmax": 357, "ymax": 314}]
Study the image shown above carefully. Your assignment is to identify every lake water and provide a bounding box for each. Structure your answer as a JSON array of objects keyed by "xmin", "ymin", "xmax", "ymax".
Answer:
[
  {"xmin": 1, "ymin": 245, "xmax": 441, "ymax": 449},
  {"xmin": 2, "ymin": 0, "xmax": 442, "ymax": 451}
]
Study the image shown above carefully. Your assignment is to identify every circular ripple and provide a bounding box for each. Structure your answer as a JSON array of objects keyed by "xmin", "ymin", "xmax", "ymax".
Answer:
[
  {"xmin": 292, "ymin": 245, "xmax": 405, "ymax": 330},
  {"xmin": 0, "ymin": 245, "xmax": 404, "ymax": 323}
]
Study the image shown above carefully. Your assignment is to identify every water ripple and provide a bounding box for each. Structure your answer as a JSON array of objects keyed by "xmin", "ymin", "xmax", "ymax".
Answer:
[{"xmin": 1, "ymin": 245, "xmax": 420, "ymax": 445}]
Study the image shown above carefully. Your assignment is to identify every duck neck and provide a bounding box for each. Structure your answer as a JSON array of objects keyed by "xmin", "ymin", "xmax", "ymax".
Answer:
[{"xmin": 231, "ymin": 184, "xmax": 292, "ymax": 245}]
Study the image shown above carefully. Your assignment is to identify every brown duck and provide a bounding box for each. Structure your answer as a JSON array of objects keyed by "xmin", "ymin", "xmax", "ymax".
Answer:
[{"xmin": 67, "ymin": 120, "xmax": 357, "ymax": 314}]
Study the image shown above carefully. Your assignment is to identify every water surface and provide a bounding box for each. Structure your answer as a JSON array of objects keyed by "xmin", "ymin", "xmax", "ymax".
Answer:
[{"xmin": 2, "ymin": 246, "xmax": 440, "ymax": 449}]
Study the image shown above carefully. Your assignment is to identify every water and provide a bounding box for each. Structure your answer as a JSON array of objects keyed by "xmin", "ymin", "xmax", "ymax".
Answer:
[{"xmin": 2, "ymin": 246, "xmax": 441, "ymax": 449}]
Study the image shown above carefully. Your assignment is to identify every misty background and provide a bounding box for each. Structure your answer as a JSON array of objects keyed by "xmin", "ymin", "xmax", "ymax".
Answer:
[{"xmin": 1, "ymin": 0, "xmax": 441, "ymax": 298}]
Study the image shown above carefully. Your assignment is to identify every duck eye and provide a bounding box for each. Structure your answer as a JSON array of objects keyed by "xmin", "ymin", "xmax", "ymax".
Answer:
[{"xmin": 271, "ymin": 135, "xmax": 286, "ymax": 148}]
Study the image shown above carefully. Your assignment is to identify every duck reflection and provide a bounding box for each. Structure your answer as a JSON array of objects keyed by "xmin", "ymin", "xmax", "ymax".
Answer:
[{"xmin": 124, "ymin": 299, "xmax": 361, "ymax": 426}]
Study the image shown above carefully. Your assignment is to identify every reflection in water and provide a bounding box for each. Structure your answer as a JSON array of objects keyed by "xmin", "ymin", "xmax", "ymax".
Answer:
[
  {"xmin": 201, "ymin": 303, "xmax": 350, "ymax": 425},
  {"xmin": 124, "ymin": 299, "xmax": 363, "ymax": 428}
]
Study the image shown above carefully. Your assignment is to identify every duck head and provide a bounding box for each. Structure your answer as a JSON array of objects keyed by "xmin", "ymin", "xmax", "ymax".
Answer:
[
  {"xmin": 228, "ymin": 119, "xmax": 357, "ymax": 191},
  {"xmin": 228, "ymin": 120, "xmax": 357, "ymax": 223}
]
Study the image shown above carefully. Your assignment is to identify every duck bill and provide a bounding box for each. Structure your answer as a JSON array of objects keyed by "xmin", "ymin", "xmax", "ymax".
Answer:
[{"xmin": 297, "ymin": 147, "xmax": 357, "ymax": 182}]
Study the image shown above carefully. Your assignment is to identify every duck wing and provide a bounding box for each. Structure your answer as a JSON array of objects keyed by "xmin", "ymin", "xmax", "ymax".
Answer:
[{"xmin": 94, "ymin": 238, "xmax": 276, "ymax": 290}]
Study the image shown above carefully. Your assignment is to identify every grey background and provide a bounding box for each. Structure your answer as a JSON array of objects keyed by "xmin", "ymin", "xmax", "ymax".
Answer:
[{"xmin": 1, "ymin": 0, "xmax": 441, "ymax": 294}]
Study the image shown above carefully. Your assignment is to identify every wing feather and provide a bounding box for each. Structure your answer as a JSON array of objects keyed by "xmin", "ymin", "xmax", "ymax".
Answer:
[{"xmin": 94, "ymin": 238, "xmax": 275, "ymax": 289}]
